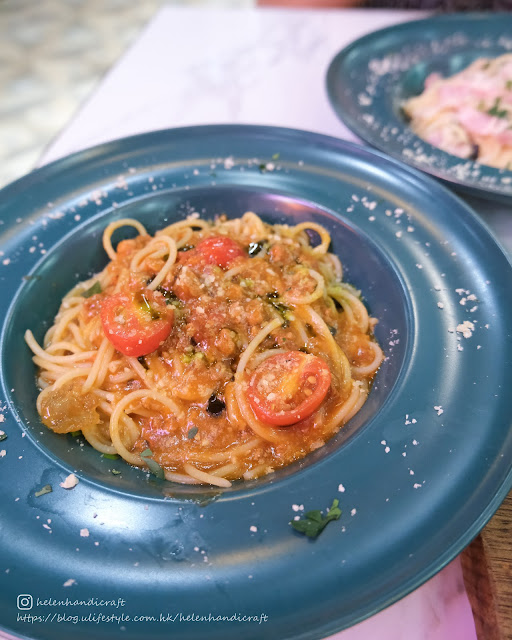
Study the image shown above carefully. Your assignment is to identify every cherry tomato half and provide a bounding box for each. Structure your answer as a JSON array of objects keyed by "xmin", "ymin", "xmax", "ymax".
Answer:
[
  {"xmin": 247, "ymin": 351, "xmax": 332, "ymax": 426},
  {"xmin": 101, "ymin": 290, "xmax": 174, "ymax": 357},
  {"xmin": 194, "ymin": 236, "xmax": 245, "ymax": 268}
]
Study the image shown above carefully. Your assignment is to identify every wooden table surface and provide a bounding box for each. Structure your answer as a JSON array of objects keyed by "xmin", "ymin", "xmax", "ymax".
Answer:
[{"xmin": 461, "ymin": 491, "xmax": 512, "ymax": 640}]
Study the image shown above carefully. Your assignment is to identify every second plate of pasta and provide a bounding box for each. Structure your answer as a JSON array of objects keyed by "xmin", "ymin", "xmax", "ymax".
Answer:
[{"xmin": 326, "ymin": 13, "xmax": 512, "ymax": 202}]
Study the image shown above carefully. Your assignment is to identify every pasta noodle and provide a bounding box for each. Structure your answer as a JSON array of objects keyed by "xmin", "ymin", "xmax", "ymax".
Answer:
[
  {"xmin": 403, "ymin": 54, "xmax": 512, "ymax": 169},
  {"xmin": 26, "ymin": 212, "xmax": 383, "ymax": 487}
]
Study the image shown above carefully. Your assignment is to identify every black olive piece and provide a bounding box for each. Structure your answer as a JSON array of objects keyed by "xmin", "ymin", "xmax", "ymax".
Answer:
[
  {"xmin": 247, "ymin": 241, "xmax": 267, "ymax": 257},
  {"xmin": 207, "ymin": 394, "xmax": 226, "ymax": 416},
  {"xmin": 332, "ymin": 297, "xmax": 343, "ymax": 311},
  {"xmin": 137, "ymin": 356, "xmax": 149, "ymax": 370}
]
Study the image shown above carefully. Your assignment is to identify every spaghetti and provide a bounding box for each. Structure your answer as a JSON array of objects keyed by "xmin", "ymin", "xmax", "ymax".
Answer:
[
  {"xmin": 403, "ymin": 54, "xmax": 512, "ymax": 169},
  {"xmin": 26, "ymin": 212, "xmax": 383, "ymax": 487}
]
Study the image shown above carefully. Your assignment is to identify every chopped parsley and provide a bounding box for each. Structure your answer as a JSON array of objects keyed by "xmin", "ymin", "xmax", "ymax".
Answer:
[
  {"xmin": 140, "ymin": 447, "xmax": 165, "ymax": 480},
  {"xmin": 258, "ymin": 163, "xmax": 268, "ymax": 173},
  {"xmin": 187, "ymin": 426, "xmax": 199, "ymax": 440},
  {"xmin": 162, "ymin": 289, "xmax": 184, "ymax": 308},
  {"xmin": 81, "ymin": 281, "xmax": 102, "ymax": 298},
  {"xmin": 102, "ymin": 453, "xmax": 119, "ymax": 460},
  {"xmin": 70, "ymin": 430, "xmax": 81, "ymax": 438},
  {"xmin": 35, "ymin": 484, "xmax": 53, "ymax": 498},
  {"xmin": 290, "ymin": 499, "xmax": 342, "ymax": 538},
  {"xmin": 271, "ymin": 152, "xmax": 280, "ymax": 160},
  {"xmin": 154, "ymin": 284, "xmax": 175, "ymax": 299},
  {"xmin": 267, "ymin": 299, "xmax": 291, "ymax": 327},
  {"xmin": 506, "ymin": 80, "xmax": 512, "ymax": 91},
  {"xmin": 136, "ymin": 292, "xmax": 160, "ymax": 320},
  {"xmin": 111, "ymin": 469, "xmax": 121, "ymax": 475},
  {"xmin": 180, "ymin": 350, "xmax": 206, "ymax": 365},
  {"xmin": 487, "ymin": 97, "xmax": 508, "ymax": 119},
  {"xmin": 0, "ymin": 432, "xmax": 7, "ymax": 442}
]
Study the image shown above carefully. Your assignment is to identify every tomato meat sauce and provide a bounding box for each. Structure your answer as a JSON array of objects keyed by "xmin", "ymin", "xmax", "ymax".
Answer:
[{"xmin": 31, "ymin": 215, "xmax": 383, "ymax": 484}]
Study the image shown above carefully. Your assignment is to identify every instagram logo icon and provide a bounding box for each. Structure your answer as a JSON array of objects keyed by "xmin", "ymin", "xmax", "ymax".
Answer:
[{"xmin": 17, "ymin": 594, "xmax": 33, "ymax": 610}]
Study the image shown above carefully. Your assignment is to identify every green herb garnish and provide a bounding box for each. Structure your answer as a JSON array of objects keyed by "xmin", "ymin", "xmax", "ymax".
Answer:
[
  {"xmin": 178, "ymin": 244, "xmax": 195, "ymax": 252},
  {"xmin": 506, "ymin": 80, "xmax": 512, "ymax": 91},
  {"xmin": 111, "ymin": 469, "xmax": 121, "ymax": 475},
  {"xmin": 270, "ymin": 300, "xmax": 290, "ymax": 314},
  {"xmin": 290, "ymin": 499, "xmax": 342, "ymax": 538},
  {"xmin": 70, "ymin": 430, "xmax": 81, "ymax": 438},
  {"xmin": 154, "ymin": 285, "xmax": 174, "ymax": 299},
  {"xmin": 0, "ymin": 432, "xmax": 7, "ymax": 442},
  {"xmin": 136, "ymin": 292, "xmax": 160, "ymax": 320},
  {"xmin": 487, "ymin": 97, "xmax": 508, "ymax": 119},
  {"xmin": 140, "ymin": 448, "xmax": 165, "ymax": 480},
  {"xmin": 81, "ymin": 282, "xmax": 102, "ymax": 298},
  {"xmin": 35, "ymin": 484, "xmax": 53, "ymax": 498},
  {"xmin": 166, "ymin": 298, "xmax": 184, "ymax": 308},
  {"xmin": 268, "ymin": 300, "xmax": 291, "ymax": 327},
  {"xmin": 145, "ymin": 458, "xmax": 165, "ymax": 479},
  {"xmin": 272, "ymin": 153, "xmax": 280, "ymax": 160},
  {"xmin": 102, "ymin": 453, "xmax": 120, "ymax": 460},
  {"xmin": 159, "ymin": 289, "xmax": 184, "ymax": 308},
  {"xmin": 258, "ymin": 163, "xmax": 267, "ymax": 173},
  {"xmin": 187, "ymin": 426, "xmax": 199, "ymax": 440},
  {"xmin": 180, "ymin": 351, "xmax": 206, "ymax": 365}
]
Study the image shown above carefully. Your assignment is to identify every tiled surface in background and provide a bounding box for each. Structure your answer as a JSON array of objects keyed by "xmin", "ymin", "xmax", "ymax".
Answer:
[{"xmin": 0, "ymin": 0, "xmax": 254, "ymax": 189}]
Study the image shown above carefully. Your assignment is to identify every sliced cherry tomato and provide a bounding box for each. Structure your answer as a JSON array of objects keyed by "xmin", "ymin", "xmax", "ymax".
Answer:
[
  {"xmin": 194, "ymin": 236, "xmax": 245, "ymax": 268},
  {"xmin": 247, "ymin": 351, "xmax": 332, "ymax": 426},
  {"xmin": 101, "ymin": 290, "xmax": 174, "ymax": 357}
]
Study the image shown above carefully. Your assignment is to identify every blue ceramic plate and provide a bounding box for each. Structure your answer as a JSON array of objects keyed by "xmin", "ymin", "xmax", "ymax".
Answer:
[
  {"xmin": 327, "ymin": 13, "xmax": 512, "ymax": 203},
  {"xmin": 1, "ymin": 125, "xmax": 511, "ymax": 640}
]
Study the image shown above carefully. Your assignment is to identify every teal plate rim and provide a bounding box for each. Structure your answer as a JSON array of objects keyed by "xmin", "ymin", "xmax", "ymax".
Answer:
[
  {"xmin": 0, "ymin": 125, "xmax": 511, "ymax": 640},
  {"xmin": 326, "ymin": 13, "xmax": 512, "ymax": 203}
]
